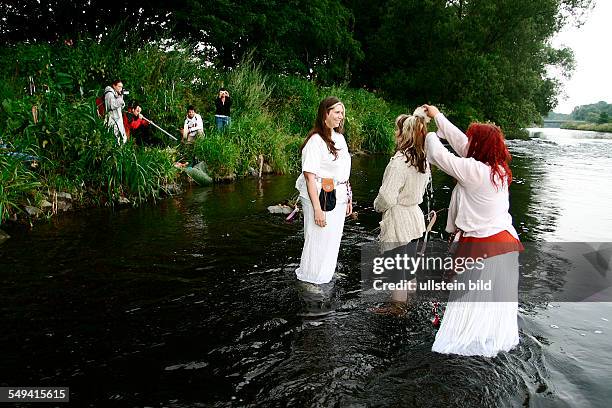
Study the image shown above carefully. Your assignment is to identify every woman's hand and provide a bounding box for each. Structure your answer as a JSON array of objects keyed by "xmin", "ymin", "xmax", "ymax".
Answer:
[
  {"xmin": 314, "ymin": 208, "xmax": 326, "ymax": 227},
  {"xmin": 423, "ymin": 104, "xmax": 440, "ymax": 118},
  {"xmin": 304, "ymin": 171, "xmax": 326, "ymax": 227},
  {"xmin": 346, "ymin": 200, "xmax": 353, "ymax": 216}
]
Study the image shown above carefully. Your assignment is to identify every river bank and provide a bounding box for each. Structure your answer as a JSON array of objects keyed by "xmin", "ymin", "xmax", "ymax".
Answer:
[
  {"xmin": 0, "ymin": 38, "xmax": 399, "ymax": 227},
  {"xmin": 561, "ymin": 122, "xmax": 612, "ymax": 133},
  {"xmin": 0, "ymin": 158, "xmax": 271, "ymax": 235}
]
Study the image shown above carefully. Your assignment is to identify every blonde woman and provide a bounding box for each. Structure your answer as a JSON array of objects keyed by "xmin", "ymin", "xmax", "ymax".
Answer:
[
  {"xmin": 373, "ymin": 108, "xmax": 431, "ymax": 312},
  {"xmin": 295, "ymin": 97, "xmax": 352, "ymax": 284}
]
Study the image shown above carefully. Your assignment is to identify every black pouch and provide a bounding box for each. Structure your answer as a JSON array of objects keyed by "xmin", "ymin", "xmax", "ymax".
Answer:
[{"xmin": 319, "ymin": 178, "xmax": 336, "ymax": 211}]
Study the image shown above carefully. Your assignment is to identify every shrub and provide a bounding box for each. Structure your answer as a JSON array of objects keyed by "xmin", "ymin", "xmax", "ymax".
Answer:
[
  {"xmin": 192, "ymin": 133, "xmax": 240, "ymax": 178},
  {"xmin": 0, "ymin": 154, "xmax": 41, "ymax": 223},
  {"xmin": 0, "ymin": 33, "xmax": 401, "ymax": 224}
]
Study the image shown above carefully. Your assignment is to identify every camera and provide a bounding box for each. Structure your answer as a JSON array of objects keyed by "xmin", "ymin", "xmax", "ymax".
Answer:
[{"xmin": 122, "ymin": 90, "xmax": 129, "ymax": 96}]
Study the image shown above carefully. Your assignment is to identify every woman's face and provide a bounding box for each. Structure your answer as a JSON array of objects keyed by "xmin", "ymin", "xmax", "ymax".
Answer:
[{"xmin": 324, "ymin": 103, "xmax": 344, "ymax": 129}]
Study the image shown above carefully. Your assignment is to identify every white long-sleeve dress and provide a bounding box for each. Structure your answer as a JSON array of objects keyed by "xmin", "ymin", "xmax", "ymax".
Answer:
[
  {"xmin": 295, "ymin": 132, "xmax": 351, "ymax": 284},
  {"xmin": 374, "ymin": 151, "xmax": 430, "ymax": 251},
  {"xmin": 426, "ymin": 113, "xmax": 520, "ymax": 357}
]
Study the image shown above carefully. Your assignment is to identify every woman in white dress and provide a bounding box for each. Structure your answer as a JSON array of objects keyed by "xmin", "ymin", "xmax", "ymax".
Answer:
[
  {"xmin": 295, "ymin": 97, "xmax": 352, "ymax": 284},
  {"xmin": 423, "ymin": 104, "xmax": 523, "ymax": 357},
  {"xmin": 373, "ymin": 108, "xmax": 431, "ymax": 313}
]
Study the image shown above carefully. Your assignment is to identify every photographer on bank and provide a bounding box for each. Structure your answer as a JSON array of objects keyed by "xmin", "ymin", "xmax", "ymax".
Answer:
[
  {"xmin": 214, "ymin": 88, "xmax": 232, "ymax": 131},
  {"xmin": 104, "ymin": 80, "xmax": 128, "ymax": 144}
]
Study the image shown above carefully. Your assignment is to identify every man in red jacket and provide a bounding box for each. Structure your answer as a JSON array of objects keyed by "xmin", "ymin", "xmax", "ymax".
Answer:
[{"xmin": 125, "ymin": 103, "xmax": 152, "ymax": 145}]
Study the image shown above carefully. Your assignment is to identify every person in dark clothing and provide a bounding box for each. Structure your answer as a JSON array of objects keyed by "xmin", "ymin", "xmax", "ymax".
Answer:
[{"xmin": 215, "ymin": 88, "xmax": 232, "ymax": 131}]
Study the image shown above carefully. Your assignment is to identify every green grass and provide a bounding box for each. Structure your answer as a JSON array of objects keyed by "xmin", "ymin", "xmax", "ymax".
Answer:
[
  {"xmin": 0, "ymin": 154, "xmax": 41, "ymax": 223},
  {"xmin": 561, "ymin": 122, "xmax": 612, "ymax": 133},
  {"xmin": 0, "ymin": 35, "xmax": 402, "ymax": 224}
]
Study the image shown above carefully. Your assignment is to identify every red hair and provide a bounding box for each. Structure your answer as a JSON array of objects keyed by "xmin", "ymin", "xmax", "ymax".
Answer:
[{"xmin": 465, "ymin": 123, "xmax": 512, "ymax": 188}]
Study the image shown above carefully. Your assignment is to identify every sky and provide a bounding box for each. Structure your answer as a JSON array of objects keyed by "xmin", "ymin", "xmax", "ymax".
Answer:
[{"xmin": 551, "ymin": 0, "xmax": 612, "ymax": 114}]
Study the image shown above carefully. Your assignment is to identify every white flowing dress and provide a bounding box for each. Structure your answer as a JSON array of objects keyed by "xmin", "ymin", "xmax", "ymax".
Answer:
[
  {"xmin": 426, "ymin": 113, "xmax": 520, "ymax": 357},
  {"xmin": 295, "ymin": 131, "xmax": 351, "ymax": 284}
]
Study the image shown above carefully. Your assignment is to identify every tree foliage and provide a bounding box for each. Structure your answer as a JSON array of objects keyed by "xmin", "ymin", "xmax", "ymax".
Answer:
[
  {"xmin": 349, "ymin": 0, "xmax": 592, "ymax": 129},
  {"xmin": 0, "ymin": 0, "xmax": 362, "ymax": 83},
  {"xmin": 571, "ymin": 101, "xmax": 612, "ymax": 122},
  {"xmin": 0, "ymin": 0, "xmax": 595, "ymax": 130}
]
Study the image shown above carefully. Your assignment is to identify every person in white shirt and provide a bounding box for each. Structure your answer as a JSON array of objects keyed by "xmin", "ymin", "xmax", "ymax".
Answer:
[
  {"xmin": 295, "ymin": 97, "xmax": 352, "ymax": 284},
  {"xmin": 423, "ymin": 104, "xmax": 523, "ymax": 357},
  {"xmin": 104, "ymin": 80, "xmax": 126, "ymax": 144},
  {"xmin": 182, "ymin": 106, "xmax": 204, "ymax": 143}
]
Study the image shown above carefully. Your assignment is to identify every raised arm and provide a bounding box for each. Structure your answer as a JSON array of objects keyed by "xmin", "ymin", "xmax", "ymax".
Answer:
[
  {"xmin": 105, "ymin": 91, "xmax": 124, "ymax": 111},
  {"xmin": 435, "ymin": 113, "xmax": 469, "ymax": 157},
  {"xmin": 423, "ymin": 105, "xmax": 469, "ymax": 157},
  {"xmin": 425, "ymin": 132, "xmax": 484, "ymax": 185}
]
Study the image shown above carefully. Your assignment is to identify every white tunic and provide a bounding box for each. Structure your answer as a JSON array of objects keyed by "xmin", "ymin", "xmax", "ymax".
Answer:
[
  {"xmin": 295, "ymin": 131, "xmax": 351, "ymax": 284},
  {"xmin": 374, "ymin": 151, "xmax": 430, "ymax": 245},
  {"xmin": 425, "ymin": 113, "xmax": 518, "ymax": 239},
  {"xmin": 426, "ymin": 113, "xmax": 520, "ymax": 357},
  {"xmin": 296, "ymin": 131, "xmax": 351, "ymax": 202}
]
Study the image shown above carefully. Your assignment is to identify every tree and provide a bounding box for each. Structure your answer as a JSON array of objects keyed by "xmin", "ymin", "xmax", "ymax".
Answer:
[
  {"xmin": 345, "ymin": 0, "xmax": 593, "ymax": 130},
  {"xmin": 0, "ymin": 0, "xmax": 362, "ymax": 84},
  {"xmin": 172, "ymin": 0, "xmax": 362, "ymax": 82},
  {"xmin": 1, "ymin": 0, "xmax": 595, "ymax": 130},
  {"xmin": 0, "ymin": 0, "xmax": 173, "ymax": 43},
  {"xmin": 571, "ymin": 101, "xmax": 612, "ymax": 121},
  {"xmin": 597, "ymin": 112, "xmax": 610, "ymax": 124}
]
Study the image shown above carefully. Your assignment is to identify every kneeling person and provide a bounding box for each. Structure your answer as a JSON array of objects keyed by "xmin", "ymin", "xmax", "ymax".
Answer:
[
  {"xmin": 126, "ymin": 103, "xmax": 153, "ymax": 145},
  {"xmin": 183, "ymin": 105, "xmax": 204, "ymax": 143}
]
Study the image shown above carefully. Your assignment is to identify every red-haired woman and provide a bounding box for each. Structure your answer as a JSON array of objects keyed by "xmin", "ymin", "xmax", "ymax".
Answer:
[
  {"xmin": 424, "ymin": 104, "xmax": 523, "ymax": 357},
  {"xmin": 295, "ymin": 97, "xmax": 352, "ymax": 284}
]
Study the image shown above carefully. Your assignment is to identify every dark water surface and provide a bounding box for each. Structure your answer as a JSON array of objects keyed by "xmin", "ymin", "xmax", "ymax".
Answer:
[{"xmin": 1, "ymin": 128, "xmax": 612, "ymax": 407}]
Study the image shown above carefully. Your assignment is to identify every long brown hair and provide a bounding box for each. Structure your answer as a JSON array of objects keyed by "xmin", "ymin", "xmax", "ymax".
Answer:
[
  {"xmin": 395, "ymin": 113, "xmax": 428, "ymax": 173},
  {"xmin": 300, "ymin": 96, "xmax": 345, "ymax": 159}
]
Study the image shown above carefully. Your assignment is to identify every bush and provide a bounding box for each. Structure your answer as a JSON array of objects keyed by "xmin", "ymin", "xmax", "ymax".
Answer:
[
  {"xmin": 0, "ymin": 32, "xmax": 401, "ymax": 224},
  {"xmin": 0, "ymin": 154, "xmax": 41, "ymax": 223},
  {"xmin": 193, "ymin": 133, "xmax": 240, "ymax": 178}
]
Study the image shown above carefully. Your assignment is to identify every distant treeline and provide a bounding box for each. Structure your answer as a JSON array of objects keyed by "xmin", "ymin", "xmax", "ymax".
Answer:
[
  {"xmin": 571, "ymin": 101, "xmax": 612, "ymax": 124},
  {"xmin": 548, "ymin": 101, "xmax": 612, "ymax": 124}
]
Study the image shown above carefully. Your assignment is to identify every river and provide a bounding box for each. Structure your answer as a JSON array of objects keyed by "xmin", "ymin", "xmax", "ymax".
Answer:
[{"xmin": 1, "ymin": 128, "xmax": 611, "ymax": 407}]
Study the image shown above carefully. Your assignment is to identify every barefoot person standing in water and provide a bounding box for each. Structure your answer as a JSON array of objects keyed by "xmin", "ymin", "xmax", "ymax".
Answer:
[
  {"xmin": 424, "ymin": 104, "xmax": 523, "ymax": 357},
  {"xmin": 295, "ymin": 97, "xmax": 352, "ymax": 284},
  {"xmin": 372, "ymin": 108, "xmax": 431, "ymax": 314}
]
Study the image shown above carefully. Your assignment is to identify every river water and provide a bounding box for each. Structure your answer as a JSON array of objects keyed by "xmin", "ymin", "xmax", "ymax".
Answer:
[{"xmin": 1, "ymin": 128, "xmax": 611, "ymax": 407}]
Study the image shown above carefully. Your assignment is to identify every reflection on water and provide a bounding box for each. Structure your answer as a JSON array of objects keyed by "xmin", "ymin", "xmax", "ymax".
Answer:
[
  {"xmin": 518, "ymin": 128, "xmax": 612, "ymax": 241},
  {"xmin": 0, "ymin": 128, "xmax": 611, "ymax": 406}
]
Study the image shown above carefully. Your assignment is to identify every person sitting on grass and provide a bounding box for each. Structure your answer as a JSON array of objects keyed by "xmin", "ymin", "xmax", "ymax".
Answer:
[
  {"xmin": 182, "ymin": 105, "xmax": 204, "ymax": 143},
  {"xmin": 181, "ymin": 105, "xmax": 204, "ymax": 167}
]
